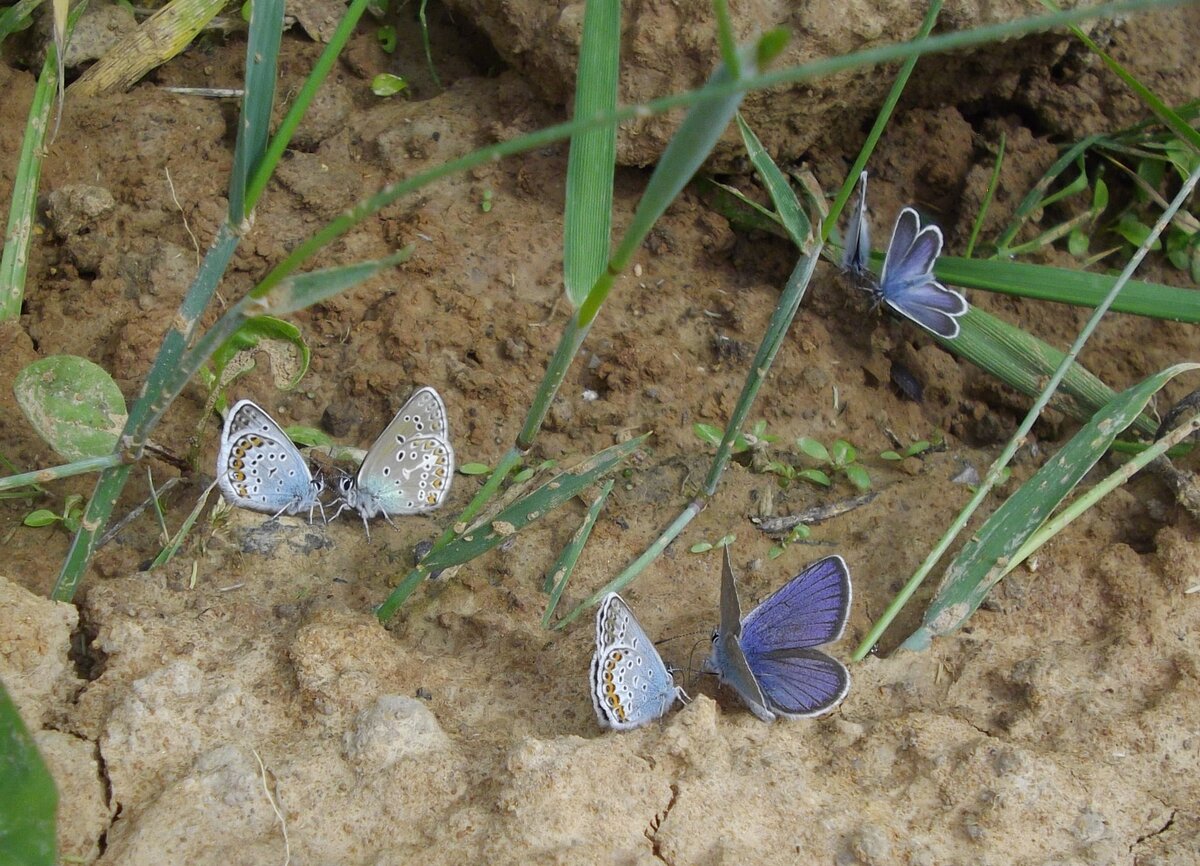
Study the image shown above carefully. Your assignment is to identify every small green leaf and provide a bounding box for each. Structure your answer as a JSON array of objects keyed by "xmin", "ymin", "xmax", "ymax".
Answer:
[
  {"xmin": 844, "ymin": 463, "xmax": 872, "ymax": 491},
  {"xmin": 207, "ymin": 317, "xmax": 310, "ymax": 412},
  {"xmin": 371, "ymin": 73, "xmax": 408, "ymax": 97},
  {"xmin": 905, "ymin": 440, "xmax": 932, "ymax": 457},
  {"xmin": 285, "ymin": 426, "xmax": 332, "ymax": 448},
  {"xmin": 1113, "ymin": 213, "xmax": 1161, "ymax": 250},
  {"xmin": 14, "ymin": 356, "xmax": 128, "ymax": 460},
  {"xmin": 693, "ymin": 423, "xmax": 723, "ymax": 448},
  {"xmin": 763, "ymin": 459, "xmax": 794, "ymax": 478},
  {"xmin": 23, "ymin": 510, "xmax": 59, "ymax": 527},
  {"xmin": 797, "ymin": 468, "xmax": 831, "ymax": 487},
  {"xmin": 690, "ymin": 542, "xmax": 713, "ymax": 553},
  {"xmin": 880, "ymin": 450, "xmax": 902, "ymax": 461},
  {"xmin": 240, "ymin": 0, "xmax": 251, "ymax": 22},
  {"xmin": 1068, "ymin": 226, "xmax": 1090, "ymax": 258},
  {"xmin": 459, "ymin": 463, "xmax": 491, "ymax": 476},
  {"xmin": 831, "ymin": 439, "xmax": 856, "ymax": 466},
  {"xmin": 796, "ymin": 437, "xmax": 829, "ymax": 463},
  {"xmin": 376, "ymin": 24, "xmax": 397, "ymax": 52},
  {"xmin": 480, "ymin": 189, "xmax": 494, "ymax": 213},
  {"xmin": 768, "ymin": 545, "xmax": 784, "ymax": 559},
  {"xmin": 717, "ymin": 533, "xmax": 736, "ymax": 547},
  {"xmin": 1091, "ymin": 176, "xmax": 1109, "ymax": 213}
]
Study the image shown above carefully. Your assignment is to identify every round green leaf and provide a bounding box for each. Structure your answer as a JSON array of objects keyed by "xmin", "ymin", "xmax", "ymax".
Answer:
[
  {"xmin": 14, "ymin": 355, "xmax": 128, "ymax": 460},
  {"xmin": 371, "ymin": 73, "xmax": 408, "ymax": 97},
  {"xmin": 844, "ymin": 463, "xmax": 872, "ymax": 491},
  {"xmin": 796, "ymin": 437, "xmax": 829, "ymax": 463}
]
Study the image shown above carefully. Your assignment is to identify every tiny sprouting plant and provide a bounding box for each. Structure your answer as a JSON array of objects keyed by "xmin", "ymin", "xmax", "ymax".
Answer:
[
  {"xmin": 768, "ymin": 524, "xmax": 811, "ymax": 559},
  {"xmin": 690, "ymin": 532, "xmax": 736, "ymax": 554},
  {"xmin": 24, "ymin": 494, "xmax": 85, "ymax": 534},
  {"xmin": 693, "ymin": 419, "xmax": 777, "ymax": 455},
  {"xmin": 766, "ymin": 437, "xmax": 872, "ymax": 491},
  {"xmin": 880, "ymin": 439, "xmax": 935, "ymax": 461}
]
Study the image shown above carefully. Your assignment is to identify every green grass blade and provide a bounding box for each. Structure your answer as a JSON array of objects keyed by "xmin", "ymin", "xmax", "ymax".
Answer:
[
  {"xmin": 376, "ymin": 436, "xmax": 646, "ymax": 622},
  {"xmin": 577, "ymin": 34, "xmax": 776, "ymax": 328},
  {"xmin": 0, "ymin": 0, "xmax": 42, "ymax": 43},
  {"xmin": 938, "ymin": 256, "xmax": 1200, "ymax": 322},
  {"xmin": 542, "ymin": 478, "xmax": 614, "ymax": 627},
  {"xmin": 901, "ymin": 361, "xmax": 1200, "ymax": 651},
  {"xmin": 245, "ymin": 0, "xmax": 371, "ymax": 211},
  {"xmin": 150, "ymin": 480, "xmax": 217, "ymax": 569},
  {"xmin": 946, "ymin": 308, "xmax": 1158, "ymax": 436},
  {"xmin": 0, "ymin": 3, "xmax": 83, "ymax": 320},
  {"xmin": 562, "ymin": 0, "xmax": 619, "ymax": 307},
  {"xmin": 228, "ymin": 0, "xmax": 284, "ymax": 224},
  {"xmin": 825, "ymin": 0, "xmax": 941, "ymax": 241},
  {"xmin": 994, "ymin": 134, "xmax": 1106, "ymax": 254},
  {"xmin": 256, "ymin": 248, "xmax": 413, "ymax": 316},
  {"xmin": 736, "ymin": 113, "xmax": 810, "ymax": 246},
  {"xmin": 0, "ymin": 680, "xmax": 58, "ymax": 866},
  {"xmin": 0, "ymin": 455, "xmax": 122, "ymax": 493},
  {"xmin": 965, "ymin": 131, "xmax": 1005, "ymax": 259}
]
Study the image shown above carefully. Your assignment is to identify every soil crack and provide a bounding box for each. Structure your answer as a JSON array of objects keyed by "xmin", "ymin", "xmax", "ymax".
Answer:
[
  {"xmin": 645, "ymin": 782, "xmax": 681, "ymax": 866},
  {"xmin": 1131, "ymin": 808, "xmax": 1177, "ymax": 852}
]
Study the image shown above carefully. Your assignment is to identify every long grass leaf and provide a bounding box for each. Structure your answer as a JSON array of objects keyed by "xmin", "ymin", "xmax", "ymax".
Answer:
[
  {"xmin": 562, "ymin": 0, "xmax": 619, "ymax": 308},
  {"xmin": 0, "ymin": 681, "xmax": 57, "ymax": 866},
  {"xmin": 377, "ymin": 436, "xmax": 646, "ymax": 622},
  {"xmin": 938, "ymin": 256, "xmax": 1200, "ymax": 322},
  {"xmin": 543, "ymin": 479, "xmax": 614, "ymax": 626},
  {"xmin": 901, "ymin": 362, "xmax": 1200, "ymax": 650},
  {"xmin": 229, "ymin": 0, "xmax": 284, "ymax": 224}
]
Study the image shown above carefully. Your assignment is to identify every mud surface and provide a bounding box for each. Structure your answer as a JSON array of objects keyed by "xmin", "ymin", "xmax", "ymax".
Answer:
[{"xmin": 1, "ymin": 4, "xmax": 1199, "ymax": 864}]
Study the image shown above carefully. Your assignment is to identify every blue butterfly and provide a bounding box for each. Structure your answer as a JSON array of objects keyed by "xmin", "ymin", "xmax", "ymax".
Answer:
[
  {"xmin": 590, "ymin": 593, "xmax": 688, "ymax": 730},
  {"xmin": 840, "ymin": 170, "xmax": 871, "ymax": 278},
  {"xmin": 703, "ymin": 548, "xmax": 851, "ymax": 721},
  {"xmin": 872, "ymin": 207, "xmax": 968, "ymax": 339}
]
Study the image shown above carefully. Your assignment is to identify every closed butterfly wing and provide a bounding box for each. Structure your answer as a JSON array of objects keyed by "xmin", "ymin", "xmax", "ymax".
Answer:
[
  {"xmin": 354, "ymin": 387, "xmax": 455, "ymax": 515},
  {"xmin": 591, "ymin": 593, "xmax": 686, "ymax": 730},
  {"xmin": 739, "ymin": 556, "xmax": 852, "ymax": 719},
  {"xmin": 217, "ymin": 400, "xmax": 322, "ymax": 519},
  {"xmin": 701, "ymin": 548, "xmax": 774, "ymax": 721},
  {"xmin": 840, "ymin": 171, "xmax": 871, "ymax": 276}
]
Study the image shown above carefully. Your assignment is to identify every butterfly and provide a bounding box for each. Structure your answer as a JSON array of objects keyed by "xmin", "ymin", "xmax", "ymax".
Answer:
[
  {"xmin": 870, "ymin": 207, "xmax": 968, "ymax": 339},
  {"xmin": 590, "ymin": 593, "xmax": 688, "ymax": 731},
  {"xmin": 335, "ymin": 386, "xmax": 454, "ymax": 537},
  {"xmin": 840, "ymin": 170, "xmax": 871, "ymax": 278},
  {"xmin": 702, "ymin": 548, "xmax": 851, "ymax": 721},
  {"xmin": 216, "ymin": 400, "xmax": 325, "ymax": 522}
]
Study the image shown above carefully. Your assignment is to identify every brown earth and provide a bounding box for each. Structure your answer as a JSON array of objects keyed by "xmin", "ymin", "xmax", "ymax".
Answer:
[{"xmin": 1, "ymin": 2, "xmax": 1199, "ymax": 864}]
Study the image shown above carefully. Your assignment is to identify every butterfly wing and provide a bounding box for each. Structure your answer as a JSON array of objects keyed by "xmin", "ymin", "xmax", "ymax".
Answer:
[
  {"xmin": 884, "ymin": 279, "xmax": 969, "ymax": 339},
  {"xmin": 217, "ymin": 400, "xmax": 317, "ymax": 515},
  {"xmin": 739, "ymin": 648, "xmax": 850, "ymax": 719},
  {"xmin": 701, "ymin": 549, "xmax": 774, "ymax": 721},
  {"xmin": 740, "ymin": 555, "xmax": 852, "ymax": 649},
  {"xmin": 840, "ymin": 171, "xmax": 871, "ymax": 276},
  {"xmin": 591, "ymin": 594, "xmax": 682, "ymax": 730},
  {"xmin": 355, "ymin": 387, "xmax": 454, "ymax": 515},
  {"xmin": 595, "ymin": 593, "xmax": 656, "ymax": 653},
  {"xmin": 879, "ymin": 207, "xmax": 920, "ymax": 288},
  {"xmin": 736, "ymin": 555, "xmax": 852, "ymax": 719}
]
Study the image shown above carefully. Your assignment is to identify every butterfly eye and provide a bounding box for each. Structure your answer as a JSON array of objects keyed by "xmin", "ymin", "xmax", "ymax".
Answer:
[{"xmin": 710, "ymin": 629, "xmax": 719, "ymax": 645}]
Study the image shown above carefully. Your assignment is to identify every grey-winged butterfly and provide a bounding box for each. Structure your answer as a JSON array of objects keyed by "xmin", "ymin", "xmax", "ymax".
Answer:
[
  {"xmin": 216, "ymin": 400, "xmax": 325, "ymax": 522},
  {"xmin": 335, "ymin": 386, "xmax": 454, "ymax": 536}
]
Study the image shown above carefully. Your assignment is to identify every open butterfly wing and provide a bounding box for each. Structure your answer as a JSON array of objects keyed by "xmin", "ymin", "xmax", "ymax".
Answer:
[
  {"xmin": 741, "ymin": 647, "xmax": 850, "ymax": 718},
  {"xmin": 886, "ymin": 280, "xmax": 969, "ymax": 339},
  {"xmin": 879, "ymin": 208, "xmax": 920, "ymax": 287},
  {"xmin": 881, "ymin": 210, "xmax": 941, "ymax": 288},
  {"xmin": 740, "ymin": 555, "xmax": 851, "ymax": 651}
]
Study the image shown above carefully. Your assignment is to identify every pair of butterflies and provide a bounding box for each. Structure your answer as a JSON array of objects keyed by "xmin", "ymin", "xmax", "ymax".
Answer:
[
  {"xmin": 215, "ymin": 386, "xmax": 454, "ymax": 535},
  {"xmin": 590, "ymin": 548, "xmax": 852, "ymax": 729},
  {"xmin": 840, "ymin": 170, "xmax": 969, "ymax": 340}
]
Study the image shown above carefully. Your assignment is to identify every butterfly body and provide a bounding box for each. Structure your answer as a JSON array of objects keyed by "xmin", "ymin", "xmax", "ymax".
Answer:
[
  {"xmin": 590, "ymin": 593, "xmax": 687, "ymax": 731},
  {"xmin": 703, "ymin": 549, "xmax": 851, "ymax": 721},
  {"xmin": 216, "ymin": 400, "xmax": 325, "ymax": 522},
  {"xmin": 336, "ymin": 387, "xmax": 454, "ymax": 535},
  {"xmin": 872, "ymin": 207, "xmax": 968, "ymax": 339}
]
